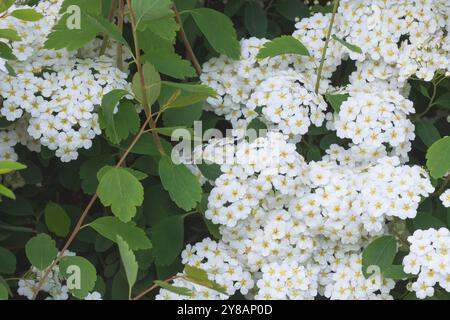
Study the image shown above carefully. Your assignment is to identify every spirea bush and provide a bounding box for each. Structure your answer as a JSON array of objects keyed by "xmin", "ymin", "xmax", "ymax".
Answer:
[{"xmin": 0, "ymin": 0, "xmax": 449, "ymax": 301}]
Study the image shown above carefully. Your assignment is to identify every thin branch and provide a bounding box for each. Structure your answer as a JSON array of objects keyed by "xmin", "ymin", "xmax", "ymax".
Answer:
[
  {"xmin": 116, "ymin": 0, "xmax": 125, "ymax": 71},
  {"xmin": 100, "ymin": 0, "xmax": 118, "ymax": 56},
  {"xmin": 131, "ymin": 276, "xmax": 179, "ymax": 300},
  {"xmin": 173, "ymin": 3, "xmax": 202, "ymax": 76},
  {"xmin": 315, "ymin": 0, "xmax": 340, "ymax": 94},
  {"xmin": 127, "ymin": 0, "xmax": 165, "ymax": 155}
]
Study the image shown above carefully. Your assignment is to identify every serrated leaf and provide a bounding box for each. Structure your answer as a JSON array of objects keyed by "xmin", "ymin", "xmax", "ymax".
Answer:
[
  {"xmin": 154, "ymin": 280, "xmax": 193, "ymax": 297},
  {"xmin": 160, "ymin": 81, "xmax": 216, "ymax": 109},
  {"xmin": 60, "ymin": 256, "xmax": 97, "ymax": 299},
  {"xmin": 79, "ymin": 155, "xmax": 115, "ymax": 195},
  {"xmin": 362, "ymin": 235, "xmax": 397, "ymax": 278},
  {"xmin": 44, "ymin": 202, "xmax": 71, "ymax": 237},
  {"xmin": 152, "ymin": 215, "xmax": 185, "ymax": 266},
  {"xmin": 190, "ymin": 8, "xmax": 240, "ymax": 59},
  {"xmin": 99, "ymin": 99, "xmax": 140, "ymax": 144},
  {"xmin": 10, "ymin": 9, "xmax": 43, "ymax": 21},
  {"xmin": 25, "ymin": 233, "xmax": 58, "ymax": 271},
  {"xmin": 426, "ymin": 136, "xmax": 450, "ymax": 179},
  {"xmin": 116, "ymin": 235, "xmax": 138, "ymax": 297},
  {"xmin": 325, "ymin": 93, "xmax": 349, "ymax": 113},
  {"xmin": 332, "ymin": 35, "xmax": 363, "ymax": 54},
  {"xmin": 144, "ymin": 51, "xmax": 196, "ymax": 80},
  {"xmin": 158, "ymin": 155, "xmax": 202, "ymax": 211},
  {"xmin": 139, "ymin": 16, "xmax": 179, "ymax": 41},
  {"xmin": 97, "ymin": 167, "xmax": 144, "ymax": 222},
  {"xmin": 132, "ymin": 63, "xmax": 161, "ymax": 107},
  {"xmin": 84, "ymin": 12, "xmax": 129, "ymax": 48},
  {"xmin": 257, "ymin": 35, "xmax": 309, "ymax": 59},
  {"xmin": 89, "ymin": 216, "xmax": 152, "ymax": 250},
  {"xmin": 132, "ymin": 0, "xmax": 173, "ymax": 29},
  {"xmin": 184, "ymin": 265, "xmax": 227, "ymax": 295}
]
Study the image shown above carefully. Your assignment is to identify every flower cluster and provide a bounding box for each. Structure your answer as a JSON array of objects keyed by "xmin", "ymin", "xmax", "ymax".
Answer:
[
  {"xmin": 0, "ymin": 0, "xmax": 130, "ymax": 162},
  {"xmin": 17, "ymin": 250, "xmax": 102, "ymax": 300},
  {"xmin": 160, "ymin": 133, "xmax": 434, "ymax": 300},
  {"xmin": 403, "ymin": 228, "xmax": 450, "ymax": 299}
]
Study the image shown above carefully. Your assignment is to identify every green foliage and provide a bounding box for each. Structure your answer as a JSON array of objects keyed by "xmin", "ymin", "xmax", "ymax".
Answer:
[
  {"xmin": 332, "ymin": 35, "xmax": 363, "ymax": 53},
  {"xmin": 10, "ymin": 9, "xmax": 43, "ymax": 21},
  {"xmin": 89, "ymin": 216, "xmax": 151, "ymax": 250},
  {"xmin": 151, "ymin": 214, "xmax": 186, "ymax": 266},
  {"xmin": 0, "ymin": 247, "xmax": 16, "ymax": 274},
  {"xmin": 25, "ymin": 233, "xmax": 58, "ymax": 271},
  {"xmin": 190, "ymin": 8, "xmax": 240, "ymax": 59},
  {"xmin": 97, "ymin": 167, "xmax": 144, "ymax": 222},
  {"xmin": 426, "ymin": 136, "xmax": 450, "ymax": 179},
  {"xmin": 44, "ymin": 202, "xmax": 71, "ymax": 237},
  {"xmin": 325, "ymin": 93, "xmax": 349, "ymax": 113},
  {"xmin": 257, "ymin": 35, "xmax": 309, "ymax": 59},
  {"xmin": 116, "ymin": 235, "xmax": 138, "ymax": 297},
  {"xmin": 154, "ymin": 280, "xmax": 193, "ymax": 297},
  {"xmin": 131, "ymin": 63, "xmax": 161, "ymax": 108},
  {"xmin": 244, "ymin": 2, "xmax": 267, "ymax": 38},
  {"xmin": 158, "ymin": 155, "xmax": 202, "ymax": 211},
  {"xmin": 362, "ymin": 236, "xmax": 397, "ymax": 278},
  {"xmin": 59, "ymin": 255, "xmax": 97, "ymax": 299}
]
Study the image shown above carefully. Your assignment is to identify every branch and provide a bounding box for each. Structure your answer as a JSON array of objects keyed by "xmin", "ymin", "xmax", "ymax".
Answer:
[{"xmin": 314, "ymin": 0, "xmax": 340, "ymax": 94}]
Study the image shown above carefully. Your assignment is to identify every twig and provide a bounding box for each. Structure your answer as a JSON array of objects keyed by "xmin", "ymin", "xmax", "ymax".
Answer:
[
  {"xmin": 116, "ymin": 0, "xmax": 125, "ymax": 71},
  {"xmin": 99, "ymin": 0, "xmax": 118, "ymax": 56},
  {"xmin": 173, "ymin": 3, "xmax": 202, "ymax": 76},
  {"xmin": 315, "ymin": 0, "xmax": 340, "ymax": 94},
  {"xmin": 127, "ymin": 0, "xmax": 166, "ymax": 155},
  {"xmin": 131, "ymin": 276, "xmax": 179, "ymax": 300}
]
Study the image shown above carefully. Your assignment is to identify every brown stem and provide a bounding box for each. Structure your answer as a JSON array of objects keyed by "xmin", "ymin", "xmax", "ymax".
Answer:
[
  {"xmin": 173, "ymin": 3, "xmax": 202, "ymax": 76},
  {"xmin": 116, "ymin": 0, "xmax": 125, "ymax": 71},
  {"xmin": 127, "ymin": 0, "xmax": 165, "ymax": 155},
  {"xmin": 99, "ymin": 0, "xmax": 118, "ymax": 56},
  {"xmin": 131, "ymin": 276, "xmax": 178, "ymax": 300},
  {"xmin": 31, "ymin": 115, "xmax": 154, "ymax": 300}
]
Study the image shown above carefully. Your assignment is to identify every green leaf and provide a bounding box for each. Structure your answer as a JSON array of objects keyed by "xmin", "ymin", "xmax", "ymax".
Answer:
[
  {"xmin": 132, "ymin": 0, "xmax": 173, "ymax": 29},
  {"xmin": 10, "ymin": 9, "xmax": 43, "ymax": 21},
  {"xmin": 0, "ymin": 28, "xmax": 21, "ymax": 41},
  {"xmin": 132, "ymin": 63, "xmax": 161, "ymax": 107},
  {"xmin": 99, "ymin": 100, "xmax": 140, "ymax": 144},
  {"xmin": 84, "ymin": 12, "xmax": 129, "ymax": 48},
  {"xmin": 97, "ymin": 167, "xmax": 144, "ymax": 222},
  {"xmin": 144, "ymin": 51, "xmax": 196, "ymax": 80},
  {"xmin": 152, "ymin": 215, "xmax": 185, "ymax": 266},
  {"xmin": 60, "ymin": 255, "xmax": 97, "ymax": 299},
  {"xmin": 426, "ymin": 136, "xmax": 450, "ymax": 179},
  {"xmin": 0, "ymin": 42, "xmax": 16, "ymax": 60},
  {"xmin": 275, "ymin": 0, "xmax": 309, "ymax": 21},
  {"xmin": 89, "ymin": 216, "xmax": 152, "ymax": 250},
  {"xmin": 158, "ymin": 155, "xmax": 202, "ymax": 211},
  {"xmin": 416, "ymin": 121, "xmax": 441, "ymax": 147},
  {"xmin": 160, "ymin": 81, "xmax": 216, "ymax": 109},
  {"xmin": 99, "ymin": 89, "xmax": 130, "ymax": 143},
  {"xmin": 184, "ymin": 265, "xmax": 227, "ymax": 295},
  {"xmin": 362, "ymin": 235, "xmax": 397, "ymax": 278},
  {"xmin": 383, "ymin": 265, "xmax": 415, "ymax": 280},
  {"xmin": 247, "ymin": 118, "xmax": 267, "ymax": 132},
  {"xmin": 244, "ymin": 2, "xmax": 267, "ymax": 38},
  {"xmin": 44, "ymin": 202, "xmax": 71, "ymax": 237},
  {"xmin": 197, "ymin": 163, "xmax": 221, "ymax": 181},
  {"xmin": 0, "ymin": 184, "xmax": 15, "ymax": 200},
  {"xmin": 435, "ymin": 93, "xmax": 450, "ymax": 110},
  {"xmin": 25, "ymin": 233, "xmax": 58, "ymax": 271},
  {"xmin": 256, "ymin": 35, "xmax": 310, "ymax": 59},
  {"xmin": 121, "ymin": 133, "xmax": 172, "ymax": 157},
  {"xmin": 325, "ymin": 93, "xmax": 349, "ymax": 113},
  {"xmin": 154, "ymin": 280, "xmax": 193, "ymax": 297},
  {"xmin": 0, "ymin": 0, "xmax": 14, "ymax": 13},
  {"xmin": 413, "ymin": 211, "xmax": 446, "ymax": 230},
  {"xmin": 0, "ymin": 281, "xmax": 8, "ymax": 300},
  {"xmin": 190, "ymin": 8, "xmax": 240, "ymax": 59},
  {"xmin": 116, "ymin": 235, "xmax": 138, "ymax": 297},
  {"xmin": 0, "ymin": 246, "xmax": 16, "ymax": 274},
  {"xmin": 306, "ymin": 146, "xmax": 321, "ymax": 162},
  {"xmin": 139, "ymin": 16, "xmax": 179, "ymax": 41},
  {"xmin": 332, "ymin": 35, "xmax": 363, "ymax": 54},
  {"xmin": 79, "ymin": 155, "xmax": 115, "ymax": 195}
]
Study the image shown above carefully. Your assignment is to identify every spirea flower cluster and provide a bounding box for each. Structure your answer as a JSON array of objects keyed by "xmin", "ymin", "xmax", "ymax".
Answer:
[
  {"xmin": 160, "ymin": 132, "xmax": 434, "ymax": 300},
  {"xmin": 403, "ymin": 228, "xmax": 450, "ymax": 299},
  {"xmin": 0, "ymin": 0, "xmax": 130, "ymax": 162}
]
